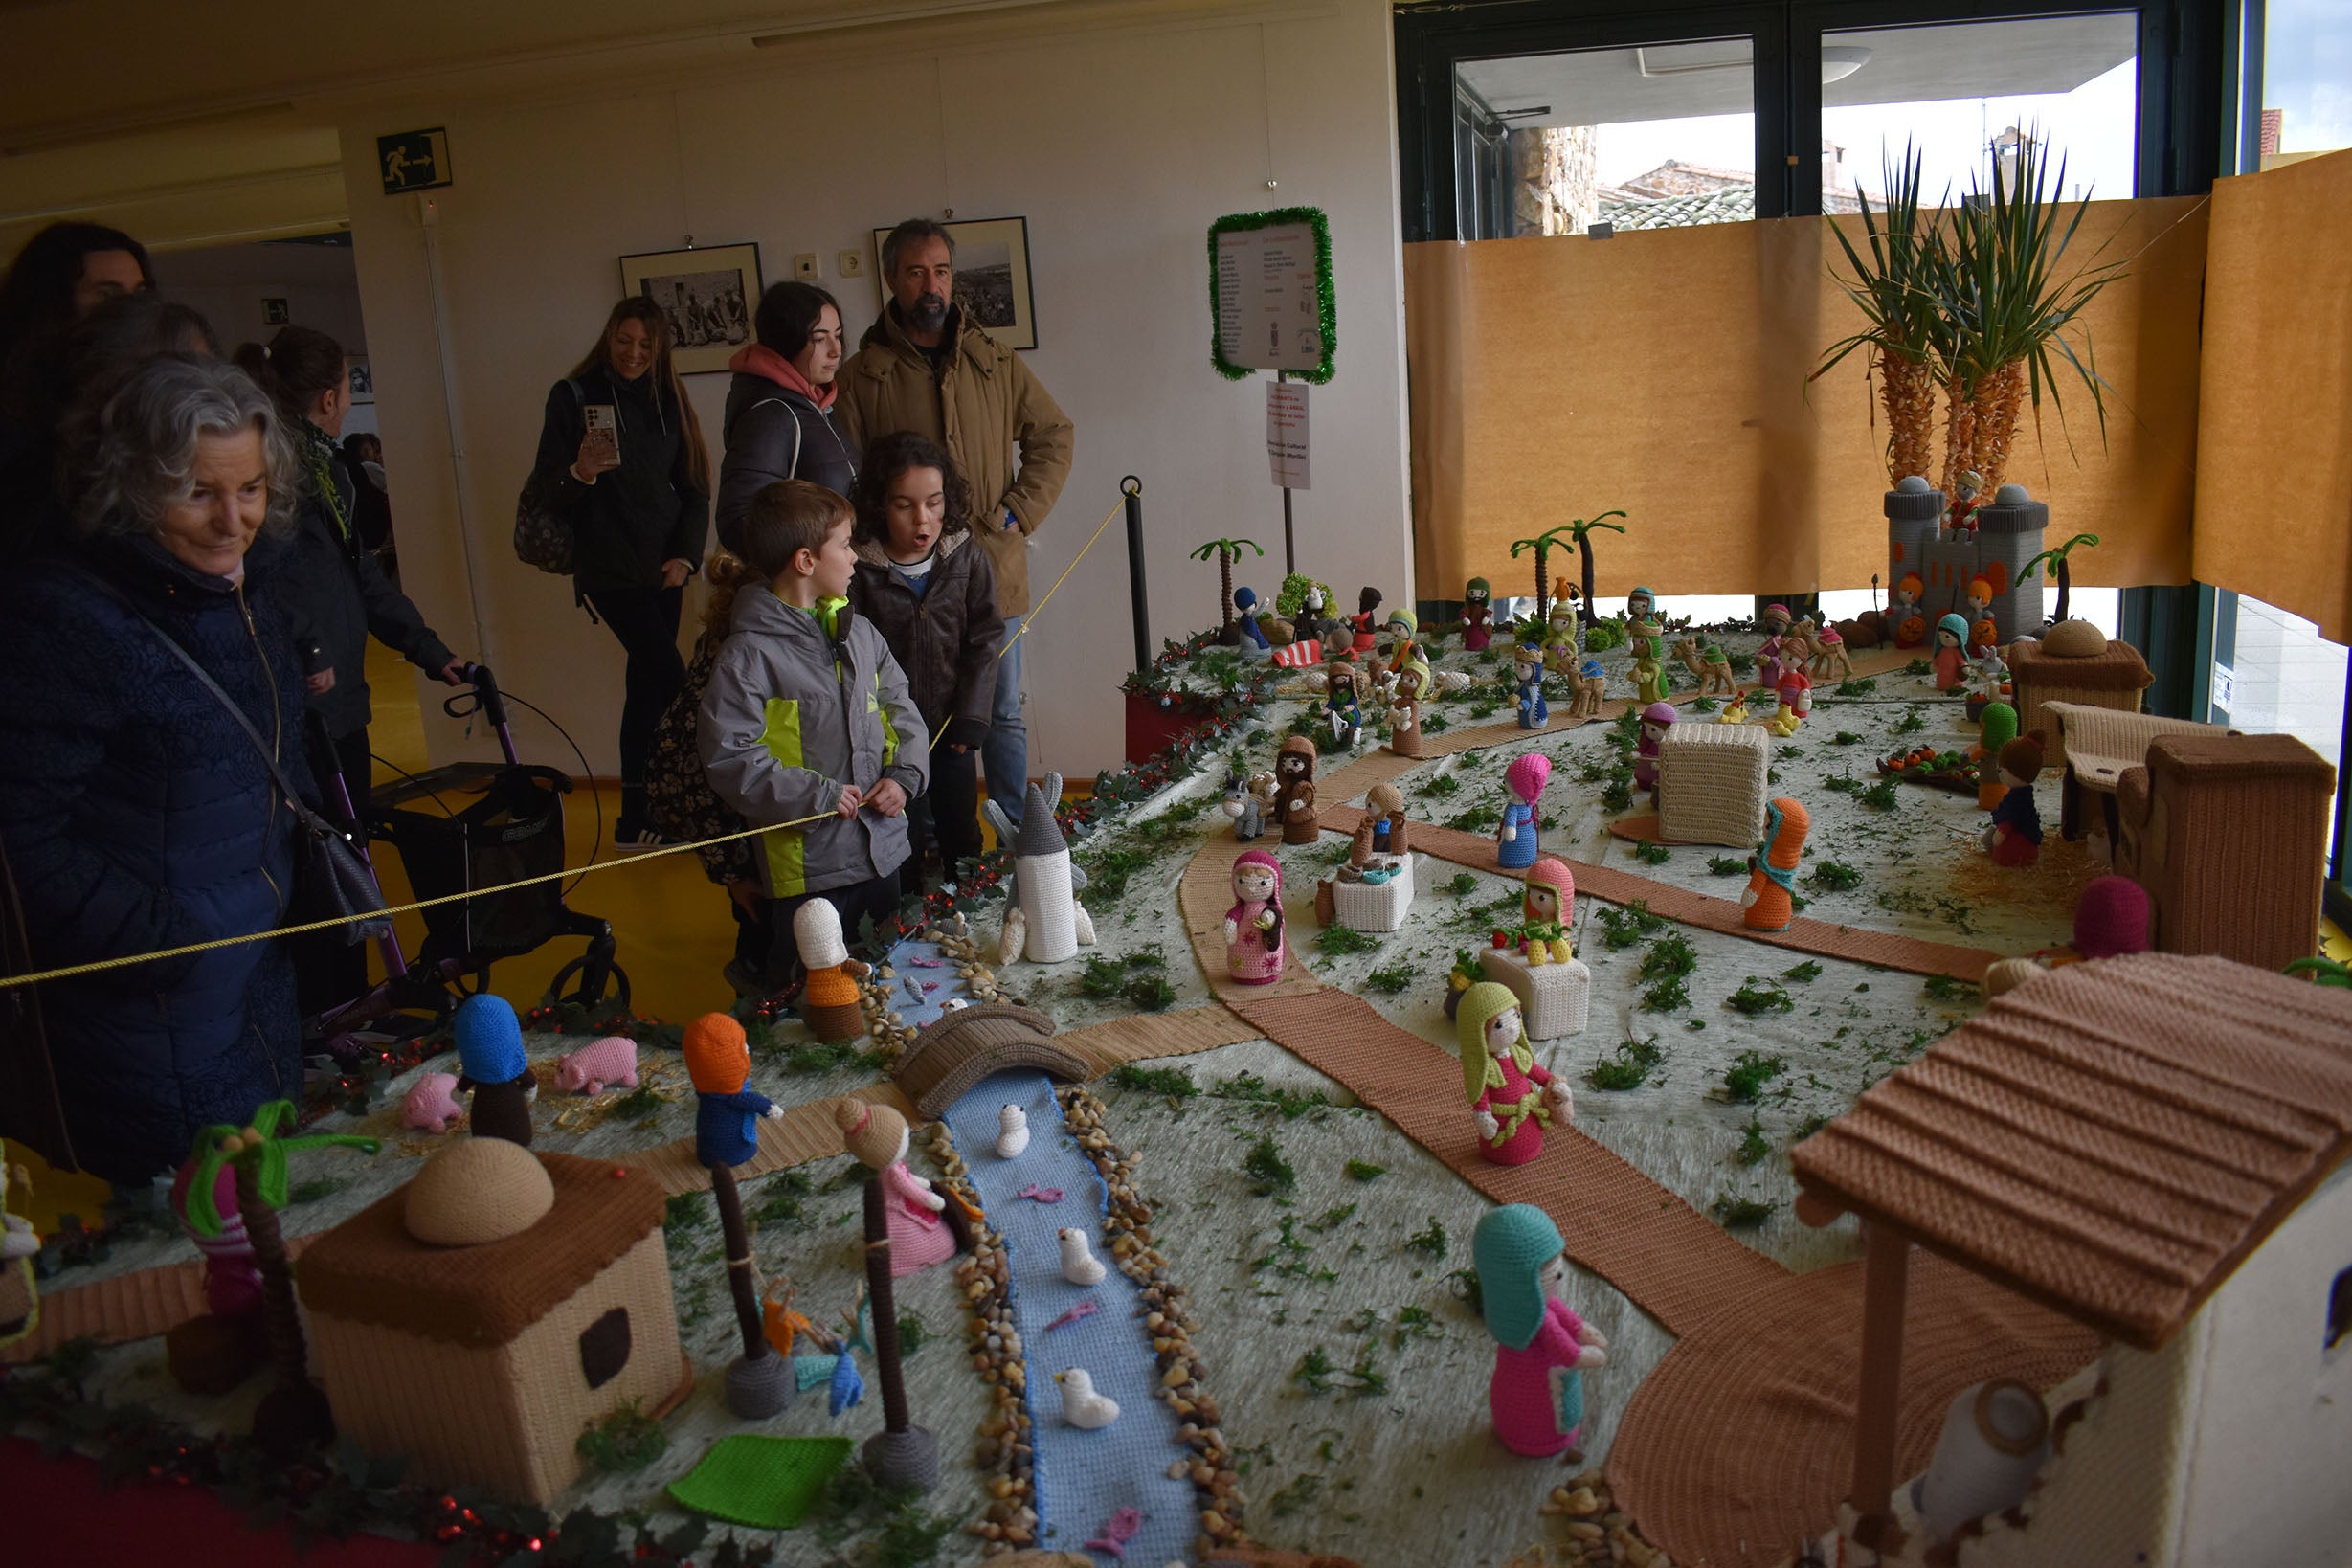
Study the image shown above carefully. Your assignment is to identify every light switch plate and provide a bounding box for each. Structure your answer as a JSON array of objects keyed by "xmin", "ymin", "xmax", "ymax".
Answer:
[
  {"xmin": 793, "ymin": 252, "xmax": 820, "ymax": 280},
  {"xmin": 838, "ymin": 249, "xmax": 864, "ymax": 279}
]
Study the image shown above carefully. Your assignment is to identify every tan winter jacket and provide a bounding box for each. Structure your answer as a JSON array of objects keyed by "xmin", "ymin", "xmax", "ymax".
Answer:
[{"xmin": 836, "ymin": 304, "xmax": 1074, "ymax": 616}]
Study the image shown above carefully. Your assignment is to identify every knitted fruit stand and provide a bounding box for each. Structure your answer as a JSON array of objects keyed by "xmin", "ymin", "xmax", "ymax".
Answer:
[
  {"xmin": 1478, "ymin": 948, "xmax": 1593, "ymax": 1042},
  {"xmin": 1318, "ymin": 855, "xmax": 1416, "ymax": 933},
  {"xmin": 1655, "ymin": 724, "xmax": 1771, "ymax": 848},
  {"xmin": 295, "ymin": 1144, "xmax": 686, "ymax": 1506}
]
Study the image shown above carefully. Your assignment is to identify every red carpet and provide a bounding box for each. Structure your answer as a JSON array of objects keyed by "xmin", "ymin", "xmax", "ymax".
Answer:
[{"xmin": 0, "ymin": 1438, "xmax": 435, "ymax": 1567}]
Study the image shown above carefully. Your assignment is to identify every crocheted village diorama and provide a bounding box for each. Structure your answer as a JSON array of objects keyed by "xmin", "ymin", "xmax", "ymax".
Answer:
[{"xmin": 11, "ymin": 479, "xmax": 2350, "ymax": 1568}]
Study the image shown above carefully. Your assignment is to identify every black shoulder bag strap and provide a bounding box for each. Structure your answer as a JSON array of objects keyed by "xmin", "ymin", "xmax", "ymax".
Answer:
[{"xmin": 70, "ymin": 569, "xmax": 390, "ymax": 943}]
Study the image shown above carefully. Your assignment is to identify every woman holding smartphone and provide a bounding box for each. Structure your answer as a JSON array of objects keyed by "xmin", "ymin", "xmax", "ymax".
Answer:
[{"xmin": 530, "ymin": 296, "xmax": 711, "ymax": 849}]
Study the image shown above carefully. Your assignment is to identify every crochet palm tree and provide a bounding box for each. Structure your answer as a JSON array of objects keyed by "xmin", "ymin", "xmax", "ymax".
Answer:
[
  {"xmin": 2018, "ymin": 532, "xmax": 2100, "ymax": 625},
  {"xmin": 181, "ymin": 1102, "xmax": 378, "ymax": 1454},
  {"xmin": 1189, "ymin": 538, "xmax": 1264, "ymax": 643}
]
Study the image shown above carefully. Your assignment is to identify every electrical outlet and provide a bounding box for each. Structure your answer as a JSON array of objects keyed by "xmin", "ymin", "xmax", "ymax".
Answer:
[
  {"xmin": 793, "ymin": 252, "xmax": 820, "ymax": 280},
  {"xmin": 838, "ymin": 249, "xmax": 864, "ymax": 279}
]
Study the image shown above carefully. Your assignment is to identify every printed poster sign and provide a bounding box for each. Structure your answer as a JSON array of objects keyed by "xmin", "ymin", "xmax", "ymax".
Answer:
[
  {"xmin": 1266, "ymin": 381, "xmax": 1310, "ymax": 489},
  {"xmin": 1207, "ymin": 207, "xmax": 1334, "ymax": 383}
]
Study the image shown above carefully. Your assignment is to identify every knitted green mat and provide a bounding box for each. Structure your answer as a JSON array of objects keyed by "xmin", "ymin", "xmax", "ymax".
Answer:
[{"xmin": 665, "ymin": 1434, "xmax": 853, "ymax": 1529}]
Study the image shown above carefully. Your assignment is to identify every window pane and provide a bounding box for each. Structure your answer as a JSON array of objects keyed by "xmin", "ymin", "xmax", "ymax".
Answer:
[
  {"xmin": 2212, "ymin": 593, "xmax": 2349, "ymax": 858},
  {"xmin": 2263, "ymin": 0, "xmax": 2352, "ymax": 162},
  {"xmin": 1822, "ymin": 14, "xmax": 2139, "ymax": 205},
  {"xmin": 1453, "ymin": 38, "xmax": 1755, "ymax": 239}
]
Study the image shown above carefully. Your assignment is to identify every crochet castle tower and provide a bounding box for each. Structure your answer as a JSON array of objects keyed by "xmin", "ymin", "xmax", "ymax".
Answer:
[{"xmin": 1887, "ymin": 478, "xmax": 2049, "ymax": 643}]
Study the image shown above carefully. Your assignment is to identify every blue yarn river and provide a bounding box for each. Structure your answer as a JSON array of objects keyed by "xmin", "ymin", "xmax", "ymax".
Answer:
[{"xmin": 942, "ymin": 1069, "xmax": 1197, "ymax": 1565}]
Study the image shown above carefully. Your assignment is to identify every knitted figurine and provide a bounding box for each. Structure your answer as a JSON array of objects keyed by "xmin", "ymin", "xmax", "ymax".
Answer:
[
  {"xmin": 1973, "ymin": 702, "xmax": 2020, "ymax": 810},
  {"xmin": 685, "ymin": 1013, "xmax": 793, "ymax": 1416},
  {"xmin": 0, "ymin": 1148, "xmax": 34, "ymax": 1350},
  {"xmin": 1632, "ymin": 647, "xmax": 1669, "ymax": 706},
  {"xmin": 1756, "ymin": 603, "xmax": 1792, "ymax": 687},
  {"xmin": 1512, "ymin": 642, "xmax": 1549, "ymax": 729},
  {"xmin": 1718, "ymin": 689, "xmax": 1750, "ymax": 725},
  {"xmin": 1741, "ymin": 797, "xmax": 1809, "ymax": 932},
  {"xmin": 1221, "ymin": 769, "xmax": 1269, "ymax": 842},
  {"xmin": 1627, "ymin": 585, "xmax": 1656, "ymax": 623},
  {"xmin": 1964, "ymin": 576, "xmax": 1995, "ymax": 647},
  {"xmin": 1275, "ymin": 735, "xmax": 1320, "ymax": 845},
  {"xmin": 1892, "ymin": 574, "xmax": 1927, "ymax": 648},
  {"xmin": 1569, "ymin": 656, "xmax": 1606, "ymax": 718},
  {"xmin": 1349, "ymin": 586, "xmax": 1380, "ymax": 656},
  {"xmin": 1458, "ymin": 981, "xmax": 1574, "ymax": 1166},
  {"xmin": 1461, "ymin": 578, "xmax": 1494, "ymax": 651},
  {"xmin": 1542, "ymin": 598, "xmax": 1580, "ymax": 675},
  {"xmin": 164, "ymin": 1157, "xmax": 265, "ymax": 1393},
  {"xmin": 792, "ymin": 902, "xmax": 872, "ymax": 1043},
  {"xmin": 983, "ymin": 776, "xmax": 1097, "ymax": 964},
  {"xmin": 1322, "ymin": 658, "xmax": 1362, "ymax": 750},
  {"xmin": 1518, "ymin": 859, "xmax": 1576, "ymax": 965},
  {"xmin": 1497, "ymin": 752, "xmax": 1550, "ymax": 870},
  {"xmin": 1382, "ymin": 607, "xmax": 1420, "ymax": 676},
  {"xmin": 1768, "ymin": 671, "xmax": 1811, "ymax": 737},
  {"xmin": 839, "ymin": 1100, "xmax": 956, "ymax": 1277},
  {"xmin": 1232, "ymin": 587, "xmax": 1271, "ymax": 651},
  {"xmin": 1981, "ymin": 733, "xmax": 2047, "ymax": 866},
  {"xmin": 1933, "ymin": 613, "xmax": 1971, "ymax": 690},
  {"xmin": 2061, "ymin": 875, "xmax": 2152, "ymax": 962},
  {"xmin": 453, "ymin": 994, "xmax": 535, "ymax": 1148},
  {"xmin": 1634, "ymin": 702, "xmax": 1676, "ymax": 793},
  {"xmin": 1386, "ymin": 661, "xmax": 1429, "ymax": 757},
  {"xmin": 1472, "ymin": 1204, "xmax": 1607, "ymax": 1458},
  {"xmin": 1352, "ymin": 781, "xmax": 1413, "ymax": 863},
  {"xmin": 1811, "ymin": 625, "xmax": 1852, "ymax": 682},
  {"xmin": 1222, "ymin": 849, "xmax": 1287, "ymax": 985},
  {"xmin": 839, "ymin": 1100, "xmax": 945, "ymax": 1490}
]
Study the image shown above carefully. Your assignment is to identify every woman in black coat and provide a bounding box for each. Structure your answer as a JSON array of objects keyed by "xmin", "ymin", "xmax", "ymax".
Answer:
[
  {"xmin": 528, "ymin": 296, "xmax": 711, "ymax": 849},
  {"xmin": 237, "ymin": 326, "xmax": 462, "ymax": 1016},
  {"xmin": 716, "ymin": 280, "xmax": 857, "ymax": 548},
  {"xmin": 0, "ymin": 354, "xmax": 313, "ymax": 1186}
]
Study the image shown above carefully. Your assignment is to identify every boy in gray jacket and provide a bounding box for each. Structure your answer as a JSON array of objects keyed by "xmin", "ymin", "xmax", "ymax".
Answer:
[{"xmin": 699, "ymin": 480, "xmax": 929, "ymax": 985}]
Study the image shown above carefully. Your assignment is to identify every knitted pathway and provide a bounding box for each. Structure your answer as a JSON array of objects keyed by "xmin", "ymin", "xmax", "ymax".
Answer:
[
  {"xmin": 1177, "ymin": 837, "xmax": 1786, "ymax": 1338},
  {"xmin": 1316, "ymin": 807, "xmax": 1998, "ymax": 984},
  {"xmin": 943, "ymin": 1070, "xmax": 1195, "ymax": 1566}
]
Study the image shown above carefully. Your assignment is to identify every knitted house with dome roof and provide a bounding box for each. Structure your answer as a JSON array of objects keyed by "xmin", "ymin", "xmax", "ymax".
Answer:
[{"xmin": 296, "ymin": 1139, "xmax": 688, "ymax": 1505}]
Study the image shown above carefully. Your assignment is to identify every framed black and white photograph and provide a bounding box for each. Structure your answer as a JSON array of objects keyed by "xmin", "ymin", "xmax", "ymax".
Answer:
[
  {"xmin": 618, "ymin": 242, "xmax": 762, "ymax": 374},
  {"xmin": 346, "ymin": 357, "xmax": 374, "ymax": 405},
  {"xmin": 870, "ymin": 216, "xmax": 1037, "ymax": 351}
]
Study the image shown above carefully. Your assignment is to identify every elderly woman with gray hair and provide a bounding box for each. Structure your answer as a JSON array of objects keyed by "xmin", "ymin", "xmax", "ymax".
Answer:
[{"xmin": 0, "ymin": 352, "xmax": 314, "ymax": 1187}]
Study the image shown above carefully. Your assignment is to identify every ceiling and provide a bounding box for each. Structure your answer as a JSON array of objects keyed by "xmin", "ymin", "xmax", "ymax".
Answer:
[{"xmin": 1457, "ymin": 12, "xmax": 2139, "ymax": 129}]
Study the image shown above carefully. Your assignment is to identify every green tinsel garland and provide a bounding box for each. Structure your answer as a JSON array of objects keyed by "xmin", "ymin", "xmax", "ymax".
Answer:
[{"xmin": 1206, "ymin": 206, "xmax": 1336, "ymax": 385}]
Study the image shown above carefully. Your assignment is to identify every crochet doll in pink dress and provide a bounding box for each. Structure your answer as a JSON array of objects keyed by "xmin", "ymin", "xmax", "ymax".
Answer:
[
  {"xmin": 1473, "ymin": 1203, "xmax": 1608, "ymax": 1457},
  {"xmin": 1222, "ymin": 849, "xmax": 1286, "ymax": 984},
  {"xmin": 839, "ymin": 1100, "xmax": 957, "ymax": 1277},
  {"xmin": 1458, "ymin": 981, "xmax": 1574, "ymax": 1166}
]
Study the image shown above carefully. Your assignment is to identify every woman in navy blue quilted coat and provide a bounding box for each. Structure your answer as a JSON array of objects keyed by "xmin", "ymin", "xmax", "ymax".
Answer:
[{"xmin": 0, "ymin": 354, "xmax": 313, "ymax": 1187}]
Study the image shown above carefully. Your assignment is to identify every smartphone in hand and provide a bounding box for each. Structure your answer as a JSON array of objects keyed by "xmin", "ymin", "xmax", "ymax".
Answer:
[{"xmin": 583, "ymin": 404, "xmax": 620, "ymax": 468}]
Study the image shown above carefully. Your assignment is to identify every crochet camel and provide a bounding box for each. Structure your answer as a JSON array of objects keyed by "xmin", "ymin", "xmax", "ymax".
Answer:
[{"xmin": 1671, "ymin": 638, "xmax": 1736, "ymax": 697}]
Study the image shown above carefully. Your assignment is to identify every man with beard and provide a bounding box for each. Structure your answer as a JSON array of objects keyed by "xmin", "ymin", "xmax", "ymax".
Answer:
[{"xmin": 839, "ymin": 218, "xmax": 1073, "ymax": 832}]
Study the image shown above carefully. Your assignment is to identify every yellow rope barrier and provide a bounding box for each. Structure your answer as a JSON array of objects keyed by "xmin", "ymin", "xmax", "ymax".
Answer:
[
  {"xmin": 0, "ymin": 811, "xmax": 839, "ymax": 991},
  {"xmin": 2, "ymin": 491, "xmax": 1136, "ymax": 984}
]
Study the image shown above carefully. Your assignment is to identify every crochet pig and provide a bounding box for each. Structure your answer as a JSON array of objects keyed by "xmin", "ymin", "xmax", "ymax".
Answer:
[
  {"xmin": 402, "ymin": 1072, "xmax": 465, "ymax": 1133},
  {"xmin": 554, "ymin": 1035, "xmax": 640, "ymax": 1096}
]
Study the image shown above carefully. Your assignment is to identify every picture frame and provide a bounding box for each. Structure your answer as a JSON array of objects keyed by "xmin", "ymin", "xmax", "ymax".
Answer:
[
  {"xmin": 870, "ymin": 215, "xmax": 1037, "ymax": 351},
  {"xmin": 346, "ymin": 357, "xmax": 374, "ymax": 405},
  {"xmin": 617, "ymin": 242, "xmax": 763, "ymax": 374}
]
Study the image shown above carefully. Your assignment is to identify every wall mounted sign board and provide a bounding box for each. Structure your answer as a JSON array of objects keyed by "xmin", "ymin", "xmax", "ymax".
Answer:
[{"xmin": 377, "ymin": 129, "xmax": 452, "ymax": 195}]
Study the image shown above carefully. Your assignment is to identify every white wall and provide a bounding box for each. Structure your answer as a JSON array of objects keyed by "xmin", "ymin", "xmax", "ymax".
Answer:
[{"xmin": 339, "ymin": 0, "xmax": 1411, "ymax": 781}]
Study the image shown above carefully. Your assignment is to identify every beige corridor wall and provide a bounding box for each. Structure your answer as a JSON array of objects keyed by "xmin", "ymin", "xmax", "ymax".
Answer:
[
  {"xmin": 341, "ymin": 0, "xmax": 1413, "ymax": 782},
  {"xmin": 1405, "ymin": 197, "xmax": 2207, "ymax": 605}
]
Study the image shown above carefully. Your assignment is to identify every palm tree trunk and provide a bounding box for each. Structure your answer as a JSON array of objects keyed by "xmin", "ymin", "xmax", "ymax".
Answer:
[
  {"xmin": 1217, "ymin": 548, "xmax": 1236, "ymax": 644},
  {"xmin": 710, "ymin": 1165, "xmax": 768, "ymax": 1361},
  {"xmin": 2054, "ymin": 557, "xmax": 2072, "ymax": 624},
  {"xmin": 862, "ymin": 1180, "xmax": 910, "ymax": 1435},
  {"xmin": 1878, "ymin": 350, "xmax": 1938, "ymax": 488},
  {"xmin": 237, "ymin": 1161, "xmax": 333, "ymax": 1452},
  {"xmin": 1579, "ymin": 535, "xmax": 1600, "ymax": 629},
  {"xmin": 1939, "ymin": 373, "xmax": 1978, "ymax": 509},
  {"xmin": 1533, "ymin": 550, "xmax": 1550, "ymax": 624}
]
